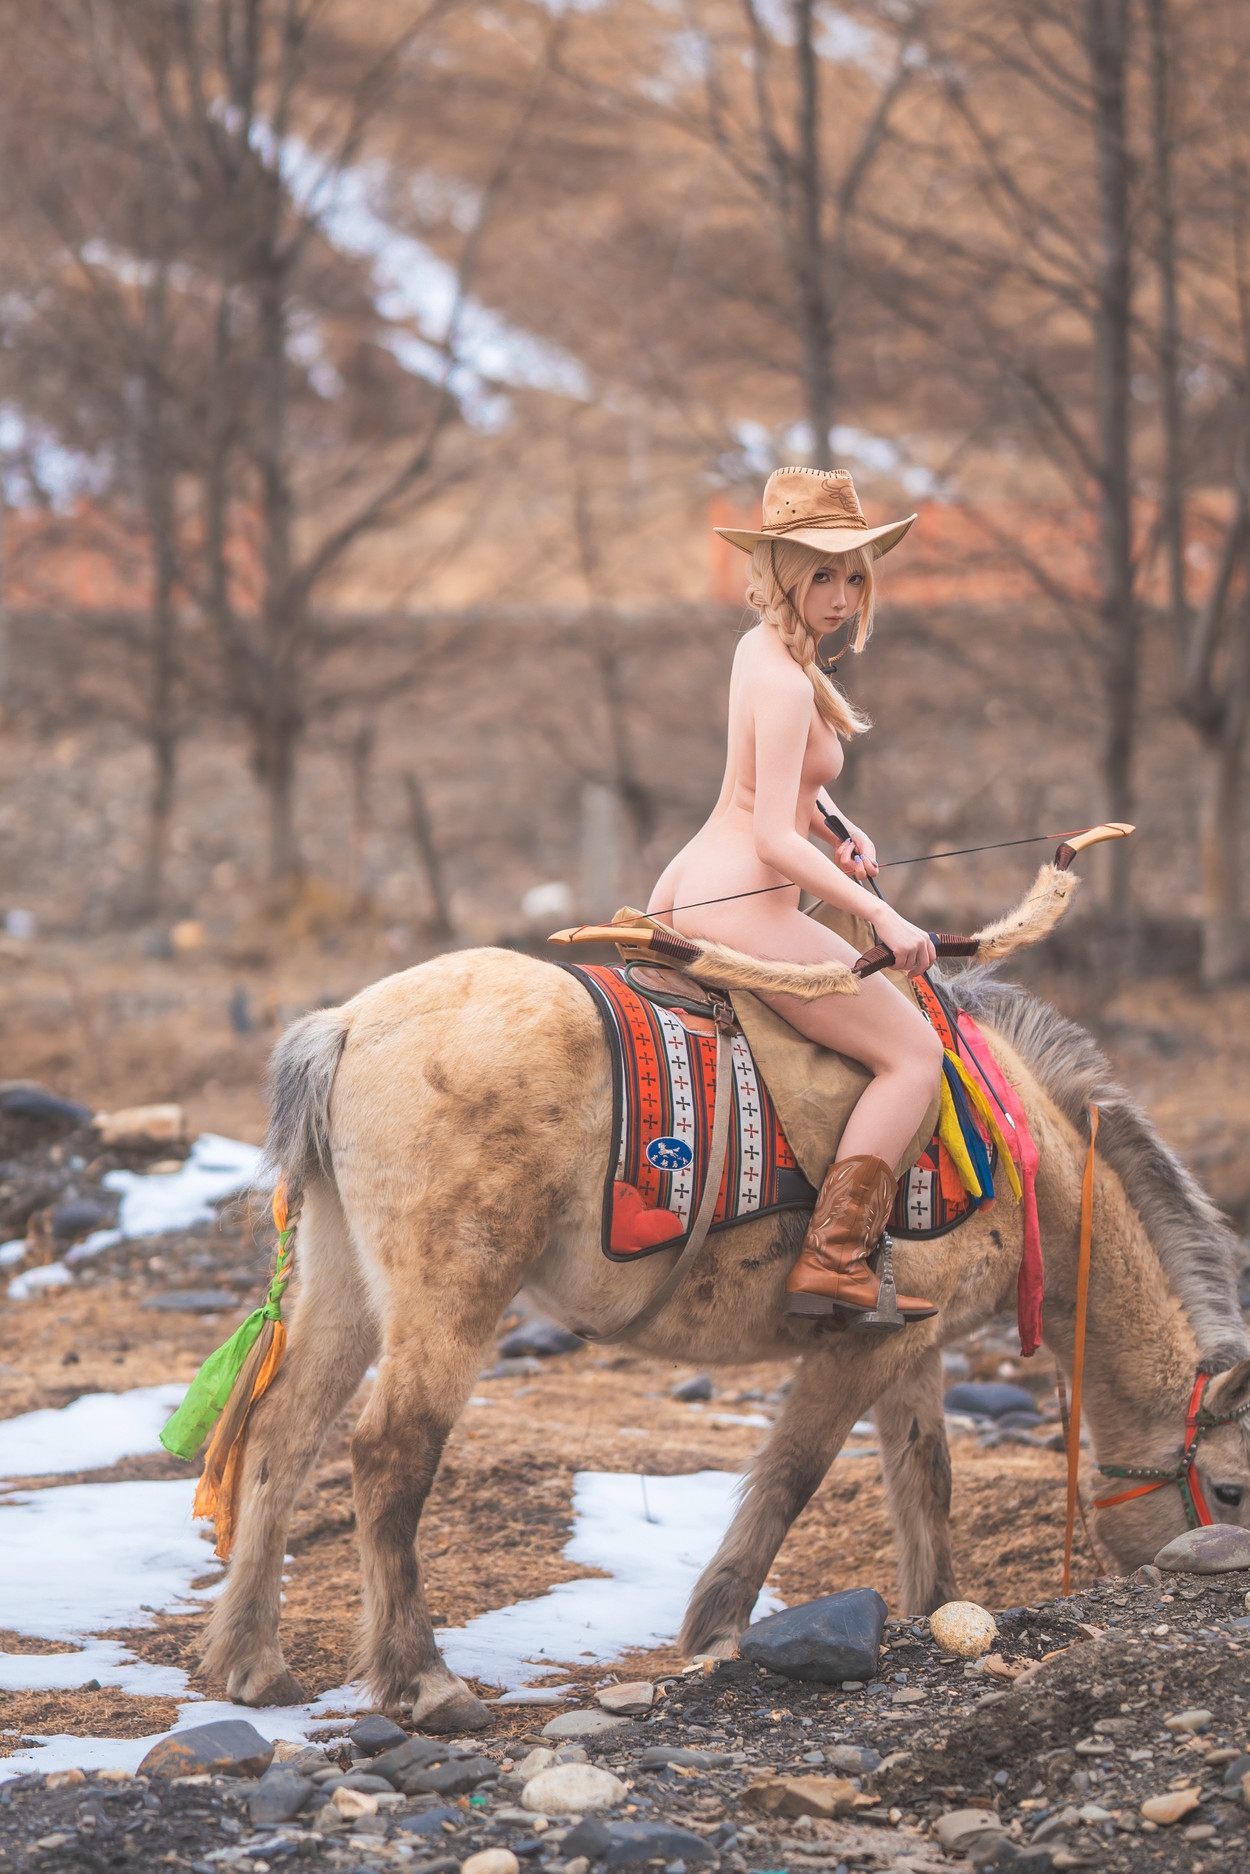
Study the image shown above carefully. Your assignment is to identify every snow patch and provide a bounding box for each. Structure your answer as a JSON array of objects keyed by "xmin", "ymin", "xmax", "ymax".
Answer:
[{"xmin": 0, "ymin": 1384, "xmax": 187, "ymax": 1479}]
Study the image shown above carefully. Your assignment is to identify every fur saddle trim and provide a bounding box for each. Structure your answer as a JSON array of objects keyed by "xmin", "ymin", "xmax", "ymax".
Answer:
[
  {"xmin": 970, "ymin": 864, "xmax": 1079, "ymax": 960},
  {"xmin": 687, "ymin": 940, "xmax": 858, "ymax": 1000}
]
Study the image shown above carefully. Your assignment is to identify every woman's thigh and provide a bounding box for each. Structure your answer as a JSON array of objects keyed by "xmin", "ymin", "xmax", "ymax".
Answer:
[{"xmin": 689, "ymin": 903, "xmax": 939, "ymax": 1076}]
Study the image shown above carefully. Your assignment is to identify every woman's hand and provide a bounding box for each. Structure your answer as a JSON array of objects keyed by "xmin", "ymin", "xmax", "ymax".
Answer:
[
  {"xmin": 832, "ymin": 829, "xmax": 878, "ymax": 882},
  {"xmin": 873, "ymin": 908, "xmax": 937, "ymax": 977}
]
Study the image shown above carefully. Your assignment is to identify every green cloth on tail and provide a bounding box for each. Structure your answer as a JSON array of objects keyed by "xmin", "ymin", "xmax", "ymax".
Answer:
[{"xmin": 160, "ymin": 1250, "xmax": 291, "ymax": 1462}]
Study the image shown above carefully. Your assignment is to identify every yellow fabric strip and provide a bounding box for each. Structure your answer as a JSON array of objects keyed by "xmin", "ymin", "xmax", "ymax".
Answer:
[
  {"xmin": 946, "ymin": 1051, "xmax": 1023, "ymax": 1202},
  {"xmin": 938, "ymin": 1072, "xmax": 982, "ymax": 1199}
]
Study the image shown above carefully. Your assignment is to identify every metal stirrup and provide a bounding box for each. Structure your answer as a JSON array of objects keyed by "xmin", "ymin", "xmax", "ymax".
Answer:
[{"xmin": 851, "ymin": 1232, "xmax": 904, "ymax": 1335}]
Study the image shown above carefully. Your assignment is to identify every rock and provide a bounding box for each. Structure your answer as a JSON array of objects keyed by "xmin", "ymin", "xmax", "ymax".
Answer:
[
  {"xmin": 310, "ymin": 1802, "xmax": 345, "ymax": 1832},
  {"xmin": 138, "ymin": 1719, "xmax": 275, "ymax": 1780},
  {"xmin": 597, "ymin": 1681, "xmax": 654, "ymax": 1716},
  {"xmin": 930, "ymin": 1601, "xmax": 999, "ymax": 1658},
  {"xmin": 892, "ymin": 1686, "xmax": 925, "ymax": 1704},
  {"xmin": 331, "ymin": 1786, "xmax": 378, "ymax": 1818},
  {"xmin": 825, "ymin": 1745, "xmax": 881, "ymax": 1774},
  {"xmin": 935, "ymin": 1809, "xmax": 1005, "ymax": 1853},
  {"xmin": 603, "ymin": 1821, "xmax": 714, "ymax": 1866},
  {"xmin": 1221, "ymin": 1753, "xmax": 1250, "ymax": 1787},
  {"xmin": 541, "ymin": 1709, "xmax": 630, "ymax": 1740},
  {"xmin": 349, "ymin": 1714, "xmax": 409, "ymax": 1755},
  {"xmin": 1141, "ymin": 1788, "xmax": 1201, "ymax": 1824},
  {"xmin": 327, "ymin": 1772, "xmax": 396, "ymax": 1794},
  {"xmin": 45, "ymin": 1770, "xmax": 84, "ymax": 1789},
  {"xmin": 742, "ymin": 1775, "xmax": 856, "ymax": 1820},
  {"xmin": 140, "ymin": 1289, "xmax": 239, "ymax": 1313},
  {"xmin": 249, "ymin": 1766, "xmax": 317, "ymax": 1825},
  {"xmin": 521, "ymin": 1763, "xmax": 627, "ymax": 1814},
  {"xmin": 394, "ymin": 1806, "xmax": 463, "ymax": 1837},
  {"xmin": 1154, "ymin": 1524, "xmax": 1250, "ymax": 1572},
  {"xmin": 515, "ymin": 1748, "xmax": 556, "ymax": 1779},
  {"xmin": 671, "ymin": 1374, "xmax": 714, "ymax": 1402},
  {"xmin": 1134, "ymin": 1563, "xmax": 1164, "ymax": 1587},
  {"xmin": 638, "ymin": 1748, "xmax": 735, "ymax": 1771},
  {"xmin": 0, "ymin": 1086, "xmax": 92, "ymax": 1128},
  {"xmin": 369, "ymin": 1736, "xmax": 455, "ymax": 1784},
  {"xmin": 996, "ymin": 1410, "xmax": 1044, "ymax": 1429},
  {"xmin": 49, "ymin": 1199, "xmax": 114, "ymax": 1243},
  {"xmin": 93, "ymin": 1102, "xmax": 184, "ymax": 1145},
  {"xmin": 554, "ymin": 1746, "xmax": 589, "ymax": 1764},
  {"xmin": 944, "ymin": 1382, "xmax": 1037, "ymax": 1418},
  {"xmin": 462, "ymin": 1854, "xmax": 521, "ymax": 1874},
  {"xmin": 401, "ymin": 1754, "xmax": 498, "ymax": 1797},
  {"xmin": 498, "ymin": 1318, "xmax": 584, "ymax": 1358},
  {"xmin": 737, "ymin": 1587, "xmax": 887, "ymax": 1684},
  {"xmin": 269, "ymin": 1742, "xmax": 326, "ymax": 1770},
  {"xmin": 562, "ymin": 1817, "xmax": 614, "ymax": 1860},
  {"xmin": 1163, "ymin": 1708, "xmax": 1212, "ymax": 1734},
  {"xmin": 480, "ymin": 1356, "xmax": 545, "ymax": 1379},
  {"xmin": 564, "ymin": 1858, "xmax": 590, "ymax": 1874}
]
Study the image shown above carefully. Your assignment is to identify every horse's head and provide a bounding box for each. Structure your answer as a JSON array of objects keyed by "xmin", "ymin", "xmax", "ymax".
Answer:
[{"xmin": 1091, "ymin": 1358, "xmax": 1250, "ymax": 1571}]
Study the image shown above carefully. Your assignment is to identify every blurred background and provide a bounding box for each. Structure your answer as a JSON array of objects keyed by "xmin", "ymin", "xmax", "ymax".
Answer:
[{"xmin": 0, "ymin": 0, "xmax": 1247, "ymax": 1220}]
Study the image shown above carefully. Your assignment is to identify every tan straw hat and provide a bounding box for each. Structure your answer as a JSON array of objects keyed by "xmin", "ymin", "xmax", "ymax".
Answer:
[{"xmin": 714, "ymin": 465, "xmax": 916, "ymax": 559}]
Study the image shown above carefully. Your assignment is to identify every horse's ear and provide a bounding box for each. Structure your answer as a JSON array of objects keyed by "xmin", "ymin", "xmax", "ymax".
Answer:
[{"xmin": 1203, "ymin": 1359, "xmax": 1250, "ymax": 1420}]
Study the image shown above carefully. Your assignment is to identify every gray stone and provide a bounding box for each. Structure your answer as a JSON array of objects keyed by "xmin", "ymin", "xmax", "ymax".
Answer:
[
  {"xmin": 671, "ymin": 1374, "xmax": 713, "ymax": 1403},
  {"xmin": 368, "ymin": 1737, "xmax": 457, "ymax": 1785},
  {"xmin": 499, "ymin": 1318, "xmax": 584, "ymax": 1358},
  {"xmin": 825, "ymin": 1745, "xmax": 882, "ymax": 1774},
  {"xmin": 1222, "ymin": 1753, "xmax": 1250, "ymax": 1787},
  {"xmin": 400, "ymin": 1755, "xmax": 498, "ymax": 1797},
  {"xmin": 50, "ymin": 1198, "xmax": 114, "ymax": 1243},
  {"xmin": 249, "ymin": 1766, "xmax": 318, "ymax": 1825},
  {"xmin": 480, "ymin": 1356, "xmax": 545, "ymax": 1379},
  {"xmin": 944, "ymin": 1382, "xmax": 1037, "ymax": 1419},
  {"xmin": 562, "ymin": 1817, "xmax": 613, "ymax": 1860},
  {"xmin": 935, "ymin": 1809, "xmax": 1005, "ymax": 1852},
  {"xmin": 394, "ymin": 1806, "xmax": 463, "ymax": 1838},
  {"xmin": 541, "ymin": 1710, "xmax": 630, "ymax": 1740},
  {"xmin": 138, "ymin": 1719, "xmax": 274, "ymax": 1780},
  {"xmin": 352, "ymin": 1813, "xmax": 390, "ymax": 1836},
  {"xmin": 1154, "ymin": 1525, "xmax": 1250, "ymax": 1573},
  {"xmin": 637, "ymin": 1748, "xmax": 735, "ymax": 1771},
  {"xmin": 350, "ymin": 1714, "xmax": 409, "ymax": 1756},
  {"xmin": 0, "ymin": 1086, "xmax": 91, "ymax": 1127},
  {"xmin": 140, "ymin": 1289, "xmax": 238, "ymax": 1314},
  {"xmin": 603, "ymin": 1821, "xmax": 713, "ymax": 1866},
  {"xmin": 319, "ymin": 1772, "xmax": 396, "ymax": 1795},
  {"xmin": 1031, "ymin": 1807, "xmax": 1080, "ymax": 1842},
  {"xmin": 738, "ymin": 1588, "xmax": 888, "ymax": 1685}
]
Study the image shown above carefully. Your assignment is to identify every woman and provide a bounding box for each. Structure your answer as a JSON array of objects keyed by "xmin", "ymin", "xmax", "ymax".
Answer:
[{"xmin": 648, "ymin": 466, "xmax": 943, "ymax": 1324}]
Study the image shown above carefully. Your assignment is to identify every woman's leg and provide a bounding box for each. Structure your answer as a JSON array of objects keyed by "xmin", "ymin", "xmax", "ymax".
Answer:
[{"xmin": 685, "ymin": 904, "xmax": 944, "ymax": 1171}]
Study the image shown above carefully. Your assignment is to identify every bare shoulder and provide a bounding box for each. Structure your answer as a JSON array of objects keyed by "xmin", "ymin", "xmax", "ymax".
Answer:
[{"xmin": 734, "ymin": 622, "xmax": 810, "ymax": 695}]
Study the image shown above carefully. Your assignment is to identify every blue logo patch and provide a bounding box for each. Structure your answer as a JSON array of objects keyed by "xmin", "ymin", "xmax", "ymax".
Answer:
[{"xmin": 646, "ymin": 1135, "xmax": 693, "ymax": 1171}]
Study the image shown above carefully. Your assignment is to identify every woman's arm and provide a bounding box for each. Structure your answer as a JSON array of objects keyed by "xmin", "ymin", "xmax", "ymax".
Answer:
[
  {"xmin": 810, "ymin": 798, "xmax": 878, "ymax": 880},
  {"xmin": 753, "ymin": 680, "xmax": 934, "ymax": 971}
]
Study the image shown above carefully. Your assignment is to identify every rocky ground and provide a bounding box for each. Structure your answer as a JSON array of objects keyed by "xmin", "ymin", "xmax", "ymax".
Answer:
[{"xmin": 3, "ymin": 1562, "xmax": 1250, "ymax": 1874}]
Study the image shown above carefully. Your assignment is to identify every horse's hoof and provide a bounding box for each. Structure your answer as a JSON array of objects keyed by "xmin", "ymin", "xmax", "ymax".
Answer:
[
  {"xmin": 416, "ymin": 1690, "xmax": 491, "ymax": 1734},
  {"xmin": 246, "ymin": 1669, "xmax": 308, "ymax": 1707}
]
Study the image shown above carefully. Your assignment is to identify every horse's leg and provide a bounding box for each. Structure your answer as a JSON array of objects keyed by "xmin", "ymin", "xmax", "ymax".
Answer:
[
  {"xmin": 680, "ymin": 1341, "xmax": 893, "ymax": 1655},
  {"xmin": 349, "ymin": 1227, "xmax": 521, "ymax": 1730},
  {"xmin": 873, "ymin": 1347, "xmax": 957, "ymax": 1613},
  {"xmin": 201, "ymin": 1179, "xmax": 378, "ymax": 1704}
]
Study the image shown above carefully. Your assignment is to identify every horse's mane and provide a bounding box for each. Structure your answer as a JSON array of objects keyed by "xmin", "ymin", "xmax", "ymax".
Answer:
[{"xmin": 944, "ymin": 967, "xmax": 1248, "ymax": 1372}]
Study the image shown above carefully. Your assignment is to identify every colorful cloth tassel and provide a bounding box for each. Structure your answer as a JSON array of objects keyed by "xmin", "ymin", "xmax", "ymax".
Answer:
[{"xmin": 159, "ymin": 1182, "xmax": 294, "ymax": 1560}]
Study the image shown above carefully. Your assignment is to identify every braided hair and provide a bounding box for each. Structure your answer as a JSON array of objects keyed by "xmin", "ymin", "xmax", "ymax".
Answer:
[{"xmin": 746, "ymin": 537, "xmax": 874, "ymax": 736}]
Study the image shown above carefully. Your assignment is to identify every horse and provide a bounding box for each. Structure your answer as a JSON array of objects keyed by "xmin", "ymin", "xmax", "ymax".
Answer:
[{"xmin": 199, "ymin": 946, "xmax": 1250, "ymax": 1734}]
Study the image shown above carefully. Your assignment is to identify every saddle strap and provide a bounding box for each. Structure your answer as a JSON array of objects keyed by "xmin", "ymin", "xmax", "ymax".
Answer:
[{"xmin": 578, "ymin": 1014, "xmax": 735, "ymax": 1346}]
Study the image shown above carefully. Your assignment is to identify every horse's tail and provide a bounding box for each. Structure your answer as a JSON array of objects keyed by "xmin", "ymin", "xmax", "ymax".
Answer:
[{"xmin": 262, "ymin": 1003, "xmax": 351, "ymax": 1195}]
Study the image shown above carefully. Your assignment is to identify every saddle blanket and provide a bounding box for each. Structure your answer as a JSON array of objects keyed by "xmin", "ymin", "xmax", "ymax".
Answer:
[
  {"xmin": 561, "ymin": 961, "xmax": 1043, "ymax": 1356},
  {"xmin": 564, "ymin": 964, "xmax": 817, "ymax": 1258}
]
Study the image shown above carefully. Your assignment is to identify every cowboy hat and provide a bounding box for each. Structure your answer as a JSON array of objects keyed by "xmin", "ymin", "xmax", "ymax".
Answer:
[{"xmin": 714, "ymin": 465, "xmax": 916, "ymax": 559}]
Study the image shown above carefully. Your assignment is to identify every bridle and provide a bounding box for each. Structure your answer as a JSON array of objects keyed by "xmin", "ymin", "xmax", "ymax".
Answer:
[{"xmin": 1093, "ymin": 1372, "xmax": 1250, "ymax": 1531}]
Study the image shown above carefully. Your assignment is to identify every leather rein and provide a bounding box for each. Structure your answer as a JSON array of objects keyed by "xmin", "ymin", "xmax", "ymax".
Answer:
[{"xmin": 1093, "ymin": 1373, "xmax": 1250, "ymax": 1531}]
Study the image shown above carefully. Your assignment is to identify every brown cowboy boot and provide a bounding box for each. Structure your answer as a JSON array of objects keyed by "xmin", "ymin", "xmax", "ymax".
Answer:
[{"xmin": 786, "ymin": 1154, "xmax": 938, "ymax": 1323}]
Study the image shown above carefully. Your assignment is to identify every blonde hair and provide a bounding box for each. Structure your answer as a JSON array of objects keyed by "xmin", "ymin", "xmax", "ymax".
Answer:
[{"xmin": 746, "ymin": 538, "xmax": 875, "ymax": 736}]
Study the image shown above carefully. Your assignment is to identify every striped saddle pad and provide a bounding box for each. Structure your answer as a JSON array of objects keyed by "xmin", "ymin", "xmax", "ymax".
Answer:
[{"xmin": 564, "ymin": 964, "xmax": 817, "ymax": 1259}]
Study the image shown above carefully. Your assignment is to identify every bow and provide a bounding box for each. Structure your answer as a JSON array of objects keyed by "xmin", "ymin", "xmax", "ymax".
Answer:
[{"xmin": 547, "ymin": 824, "xmax": 1133, "ymax": 997}]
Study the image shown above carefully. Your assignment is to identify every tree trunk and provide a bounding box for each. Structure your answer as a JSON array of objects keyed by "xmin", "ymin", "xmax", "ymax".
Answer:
[
  {"xmin": 793, "ymin": 0, "xmax": 834, "ymax": 468},
  {"xmin": 264, "ymin": 721, "xmax": 300, "ymax": 890},
  {"xmin": 403, "ymin": 770, "xmax": 454, "ymax": 939},
  {"xmin": 1197, "ymin": 594, "xmax": 1250, "ymax": 985},
  {"xmin": 1086, "ymin": 0, "xmax": 1137, "ymax": 924},
  {"xmin": 1146, "ymin": 0, "xmax": 1187, "ymax": 644}
]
